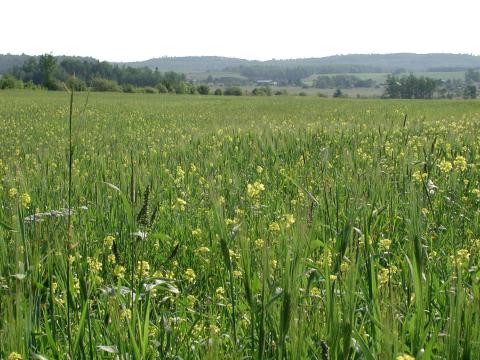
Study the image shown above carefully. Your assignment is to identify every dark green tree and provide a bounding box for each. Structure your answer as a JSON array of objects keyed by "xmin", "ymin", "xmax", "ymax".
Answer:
[
  {"xmin": 465, "ymin": 69, "xmax": 480, "ymax": 83},
  {"xmin": 197, "ymin": 85, "xmax": 210, "ymax": 95},
  {"xmin": 464, "ymin": 85, "xmax": 477, "ymax": 99},
  {"xmin": 39, "ymin": 54, "xmax": 57, "ymax": 89}
]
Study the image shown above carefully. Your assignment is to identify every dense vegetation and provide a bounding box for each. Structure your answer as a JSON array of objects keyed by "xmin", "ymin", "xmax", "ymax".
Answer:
[
  {"xmin": 1, "ymin": 92, "xmax": 480, "ymax": 359},
  {"xmin": 314, "ymin": 75, "xmax": 375, "ymax": 89},
  {"xmin": 384, "ymin": 73, "xmax": 479, "ymax": 99},
  {"xmin": 5, "ymin": 54, "xmax": 192, "ymax": 93},
  {"xmin": 1, "ymin": 54, "xmax": 479, "ymax": 99}
]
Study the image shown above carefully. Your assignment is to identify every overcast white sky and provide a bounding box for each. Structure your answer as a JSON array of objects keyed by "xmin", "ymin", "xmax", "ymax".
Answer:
[{"xmin": 1, "ymin": 0, "xmax": 479, "ymax": 61}]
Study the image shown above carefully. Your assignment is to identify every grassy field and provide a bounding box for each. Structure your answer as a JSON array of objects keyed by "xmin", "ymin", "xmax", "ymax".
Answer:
[{"xmin": 1, "ymin": 91, "xmax": 480, "ymax": 359}]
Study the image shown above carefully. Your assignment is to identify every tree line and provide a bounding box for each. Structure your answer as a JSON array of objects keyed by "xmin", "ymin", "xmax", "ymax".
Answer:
[
  {"xmin": 383, "ymin": 72, "xmax": 478, "ymax": 99},
  {"xmin": 314, "ymin": 75, "xmax": 375, "ymax": 89},
  {"xmin": 225, "ymin": 64, "xmax": 384, "ymax": 86},
  {"xmin": 0, "ymin": 54, "xmax": 198, "ymax": 93}
]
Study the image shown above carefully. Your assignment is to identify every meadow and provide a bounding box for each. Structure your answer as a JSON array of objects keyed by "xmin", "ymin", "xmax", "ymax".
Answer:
[{"xmin": 1, "ymin": 91, "xmax": 480, "ymax": 359}]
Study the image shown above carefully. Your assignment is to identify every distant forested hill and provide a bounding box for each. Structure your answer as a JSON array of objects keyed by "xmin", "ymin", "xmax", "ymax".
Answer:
[
  {"xmin": 122, "ymin": 53, "xmax": 480, "ymax": 72},
  {"xmin": 121, "ymin": 56, "xmax": 256, "ymax": 72},
  {"xmin": 2, "ymin": 53, "xmax": 480, "ymax": 75},
  {"xmin": 261, "ymin": 53, "xmax": 480, "ymax": 71}
]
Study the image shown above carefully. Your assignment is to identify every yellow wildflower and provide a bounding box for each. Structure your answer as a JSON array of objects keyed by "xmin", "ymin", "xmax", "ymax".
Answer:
[
  {"xmin": 7, "ymin": 352, "xmax": 23, "ymax": 360},
  {"xmin": 108, "ymin": 254, "xmax": 116, "ymax": 264},
  {"xmin": 379, "ymin": 238, "xmax": 392, "ymax": 251},
  {"xmin": 8, "ymin": 188, "xmax": 18, "ymax": 198},
  {"xmin": 255, "ymin": 238, "xmax": 265, "ymax": 248},
  {"xmin": 215, "ymin": 287, "xmax": 225, "ymax": 298},
  {"xmin": 195, "ymin": 246, "xmax": 210, "ymax": 254},
  {"xmin": 378, "ymin": 265, "xmax": 399, "ymax": 286},
  {"xmin": 120, "ymin": 308, "xmax": 132, "ymax": 321},
  {"xmin": 247, "ymin": 181, "xmax": 265, "ymax": 198},
  {"xmin": 104, "ymin": 235, "xmax": 115, "ymax": 249},
  {"xmin": 310, "ymin": 287, "xmax": 321, "ymax": 297},
  {"xmin": 186, "ymin": 294, "xmax": 197, "ymax": 308},
  {"xmin": 437, "ymin": 159, "xmax": 452, "ymax": 173},
  {"xmin": 450, "ymin": 249, "xmax": 470, "ymax": 267},
  {"xmin": 269, "ymin": 222, "xmax": 280, "ymax": 231},
  {"xmin": 396, "ymin": 355, "xmax": 415, "ymax": 360},
  {"xmin": 185, "ymin": 268, "xmax": 196, "ymax": 282},
  {"xmin": 21, "ymin": 193, "xmax": 31, "ymax": 208},
  {"xmin": 453, "ymin": 155, "xmax": 467, "ymax": 171},
  {"xmin": 412, "ymin": 171, "xmax": 427, "ymax": 183},
  {"xmin": 284, "ymin": 214, "xmax": 295, "ymax": 228},
  {"xmin": 114, "ymin": 265, "xmax": 126, "ymax": 279},
  {"xmin": 87, "ymin": 257, "xmax": 103, "ymax": 273},
  {"xmin": 229, "ymin": 249, "xmax": 240, "ymax": 260},
  {"xmin": 192, "ymin": 228, "xmax": 202, "ymax": 237},
  {"xmin": 175, "ymin": 198, "xmax": 187, "ymax": 211},
  {"xmin": 136, "ymin": 261, "xmax": 150, "ymax": 277}
]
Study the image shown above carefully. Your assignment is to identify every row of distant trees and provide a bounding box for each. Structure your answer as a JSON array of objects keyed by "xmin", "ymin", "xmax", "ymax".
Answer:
[
  {"xmin": 383, "ymin": 72, "xmax": 478, "ymax": 99},
  {"xmin": 314, "ymin": 75, "xmax": 375, "ymax": 89},
  {"xmin": 226, "ymin": 64, "xmax": 385, "ymax": 85},
  {"xmin": 1, "ymin": 54, "xmax": 195, "ymax": 92}
]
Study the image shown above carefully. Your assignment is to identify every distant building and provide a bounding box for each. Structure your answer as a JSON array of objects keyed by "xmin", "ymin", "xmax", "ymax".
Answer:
[{"xmin": 256, "ymin": 80, "xmax": 277, "ymax": 86}]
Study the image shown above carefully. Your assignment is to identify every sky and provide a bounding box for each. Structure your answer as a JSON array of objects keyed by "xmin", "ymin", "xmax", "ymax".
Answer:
[{"xmin": 1, "ymin": 0, "xmax": 479, "ymax": 62}]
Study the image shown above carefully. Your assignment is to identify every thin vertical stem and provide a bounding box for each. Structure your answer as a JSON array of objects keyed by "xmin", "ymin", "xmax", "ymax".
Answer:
[{"xmin": 66, "ymin": 87, "xmax": 74, "ymax": 358}]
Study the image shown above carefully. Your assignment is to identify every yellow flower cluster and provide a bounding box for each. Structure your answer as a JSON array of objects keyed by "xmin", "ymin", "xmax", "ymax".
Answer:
[
  {"xmin": 378, "ymin": 265, "xmax": 399, "ymax": 286},
  {"xmin": 87, "ymin": 257, "xmax": 103, "ymax": 273},
  {"xmin": 21, "ymin": 193, "xmax": 31, "ymax": 208},
  {"xmin": 412, "ymin": 171, "xmax": 427, "ymax": 183},
  {"xmin": 269, "ymin": 222, "xmax": 281, "ymax": 232},
  {"xmin": 8, "ymin": 188, "xmax": 18, "ymax": 198},
  {"xmin": 184, "ymin": 268, "xmax": 196, "ymax": 282},
  {"xmin": 215, "ymin": 287, "xmax": 225, "ymax": 299},
  {"xmin": 7, "ymin": 352, "xmax": 23, "ymax": 360},
  {"xmin": 450, "ymin": 249, "xmax": 470, "ymax": 267},
  {"xmin": 396, "ymin": 355, "xmax": 415, "ymax": 360},
  {"xmin": 453, "ymin": 155, "xmax": 467, "ymax": 171},
  {"xmin": 136, "ymin": 260, "xmax": 150, "ymax": 277},
  {"xmin": 104, "ymin": 235, "xmax": 115, "ymax": 249},
  {"xmin": 192, "ymin": 228, "xmax": 202, "ymax": 237},
  {"xmin": 195, "ymin": 246, "xmax": 210, "ymax": 254},
  {"xmin": 379, "ymin": 238, "xmax": 392, "ymax": 251},
  {"xmin": 437, "ymin": 159, "xmax": 452, "ymax": 173},
  {"xmin": 255, "ymin": 238, "xmax": 265, "ymax": 248},
  {"xmin": 120, "ymin": 308, "xmax": 132, "ymax": 321},
  {"xmin": 283, "ymin": 214, "xmax": 295, "ymax": 228},
  {"xmin": 310, "ymin": 287, "xmax": 321, "ymax": 297},
  {"xmin": 247, "ymin": 181, "xmax": 265, "ymax": 198},
  {"xmin": 114, "ymin": 265, "xmax": 126, "ymax": 279},
  {"xmin": 175, "ymin": 197, "xmax": 187, "ymax": 211}
]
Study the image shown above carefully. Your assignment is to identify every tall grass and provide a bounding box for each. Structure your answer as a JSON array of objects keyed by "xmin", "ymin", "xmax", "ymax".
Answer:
[{"xmin": 0, "ymin": 91, "xmax": 479, "ymax": 358}]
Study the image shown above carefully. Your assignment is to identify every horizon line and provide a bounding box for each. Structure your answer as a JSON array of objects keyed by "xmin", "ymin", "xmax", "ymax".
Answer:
[{"xmin": 1, "ymin": 51, "xmax": 479, "ymax": 63}]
